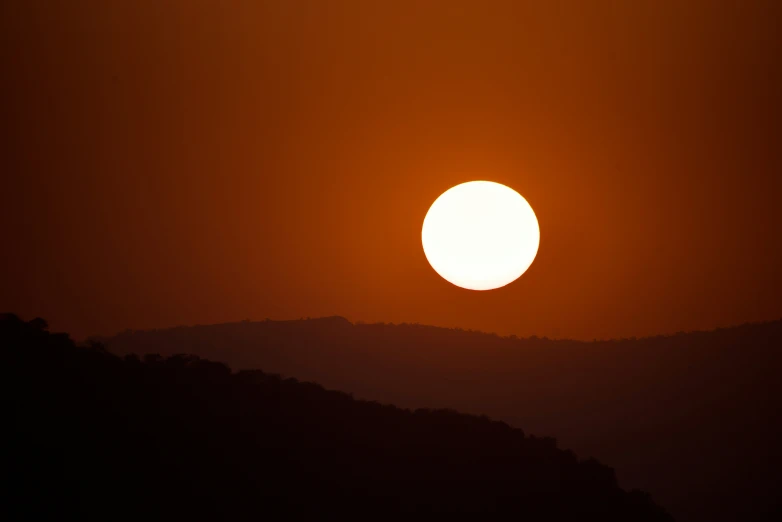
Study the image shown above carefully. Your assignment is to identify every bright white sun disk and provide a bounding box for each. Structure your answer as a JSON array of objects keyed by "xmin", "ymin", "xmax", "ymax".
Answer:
[{"xmin": 422, "ymin": 181, "xmax": 540, "ymax": 290}]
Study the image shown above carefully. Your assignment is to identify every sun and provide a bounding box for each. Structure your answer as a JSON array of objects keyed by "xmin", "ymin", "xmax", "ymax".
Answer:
[{"xmin": 422, "ymin": 181, "xmax": 540, "ymax": 290}]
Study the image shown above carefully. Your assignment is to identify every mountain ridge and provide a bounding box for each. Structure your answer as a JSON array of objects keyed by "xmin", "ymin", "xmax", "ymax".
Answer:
[
  {"xmin": 91, "ymin": 316, "xmax": 782, "ymax": 522},
  {"xmin": 2, "ymin": 314, "xmax": 672, "ymax": 521},
  {"xmin": 91, "ymin": 314, "xmax": 781, "ymax": 337}
]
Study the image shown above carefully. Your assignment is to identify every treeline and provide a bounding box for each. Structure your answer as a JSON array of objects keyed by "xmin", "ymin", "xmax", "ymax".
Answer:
[
  {"xmin": 94, "ymin": 315, "xmax": 782, "ymax": 521},
  {"xmin": 1, "ymin": 314, "xmax": 671, "ymax": 521}
]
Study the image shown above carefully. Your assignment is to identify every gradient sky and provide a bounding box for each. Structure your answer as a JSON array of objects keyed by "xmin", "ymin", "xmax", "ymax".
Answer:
[{"xmin": 3, "ymin": 0, "xmax": 781, "ymax": 340}]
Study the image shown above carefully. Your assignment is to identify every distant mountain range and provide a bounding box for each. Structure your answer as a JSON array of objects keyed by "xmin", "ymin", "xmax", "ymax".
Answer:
[
  {"xmin": 2, "ymin": 313, "xmax": 672, "ymax": 521},
  {"xmin": 92, "ymin": 317, "xmax": 782, "ymax": 522}
]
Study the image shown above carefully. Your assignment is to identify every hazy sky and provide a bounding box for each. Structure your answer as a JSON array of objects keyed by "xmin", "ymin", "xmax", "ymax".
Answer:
[{"xmin": 2, "ymin": 0, "xmax": 781, "ymax": 340}]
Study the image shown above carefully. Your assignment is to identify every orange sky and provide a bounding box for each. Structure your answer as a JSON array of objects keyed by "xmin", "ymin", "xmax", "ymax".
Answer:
[{"xmin": 2, "ymin": 0, "xmax": 781, "ymax": 340}]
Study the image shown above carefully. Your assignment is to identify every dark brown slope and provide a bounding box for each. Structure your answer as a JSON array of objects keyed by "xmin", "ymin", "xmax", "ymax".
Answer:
[
  {"xmin": 94, "ymin": 317, "xmax": 782, "ymax": 522},
  {"xmin": 1, "ymin": 314, "xmax": 672, "ymax": 521}
]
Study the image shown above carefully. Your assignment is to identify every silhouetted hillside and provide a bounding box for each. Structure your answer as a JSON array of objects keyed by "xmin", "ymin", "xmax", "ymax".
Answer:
[
  {"xmin": 93, "ymin": 316, "xmax": 782, "ymax": 522},
  {"xmin": 2, "ymin": 314, "xmax": 671, "ymax": 521}
]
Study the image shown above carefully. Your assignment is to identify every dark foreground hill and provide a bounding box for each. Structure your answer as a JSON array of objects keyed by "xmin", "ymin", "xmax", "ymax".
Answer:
[
  {"xmin": 2, "ymin": 315, "xmax": 671, "ymax": 521},
  {"xmin": 94, "ymin": 316, "xmax": 782, "ymax": 522}
]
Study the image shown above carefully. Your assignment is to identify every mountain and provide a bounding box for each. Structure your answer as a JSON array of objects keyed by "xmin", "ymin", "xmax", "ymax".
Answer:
[
  {"xmin": 92, "ymin": 316, "xmax": 782, "ymax": 521},
  {"xmin": 1, "ymin": 314, "xmax": 671, "ymax": 521}
]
